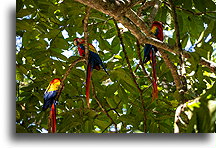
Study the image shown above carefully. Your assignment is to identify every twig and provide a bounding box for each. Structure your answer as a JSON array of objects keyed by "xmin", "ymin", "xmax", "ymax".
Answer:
[
  {"xmin": 114, "ymin": 19, "xmax": 142, "ymax": 93},
  {"xmin": 168, "ymin": 0, "xmax": 182, "ymax": 52},
  {"xmin": 91, "ymin": 81, "xmax": 118, "ymax": 133},
  {"xmin": 55, "ymin": 57, "xmax": 86, "ymax": 101},
  {"xmin": 125, "ymin": 0, "xmax": 146, "ymax": 8}
]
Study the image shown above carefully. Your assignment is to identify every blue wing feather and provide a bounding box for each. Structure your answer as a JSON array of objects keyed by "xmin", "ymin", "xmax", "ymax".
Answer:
[
  {"xmin": 42, "ymin": 91, "xmax": 57, "ymax": 111},
  {"xmin": 89, "ymin": 51, "xmax": 109, "ymax": 75},
  {"xmin": 143, "ymin": 44, "xmax": 158, "ymax": 63}
]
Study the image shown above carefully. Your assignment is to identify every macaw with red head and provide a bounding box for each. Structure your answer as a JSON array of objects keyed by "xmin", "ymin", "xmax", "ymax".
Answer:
[
  {"xmin": 143, "ymin": 21, "xmax": 163, "ymax": 100},
  {"xmin": 73, "ymin": 38, "xmax": 109, "ymax": 108}
]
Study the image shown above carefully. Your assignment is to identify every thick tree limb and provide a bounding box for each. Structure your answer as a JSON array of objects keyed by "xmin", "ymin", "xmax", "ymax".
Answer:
[
  {"xmin": 74, "ymin": 0, "xmax": 215, "ymax": 91},
  {"xmin": 74, "ymin": 0, "xmax": 178, "ymax": 55}
]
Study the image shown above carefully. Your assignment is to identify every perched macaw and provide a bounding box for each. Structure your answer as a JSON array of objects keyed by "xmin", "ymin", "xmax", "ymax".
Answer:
[
  {"xmin": 73, "ymin": 38, "xmax": 109, "ymax": 108},
  {"xmin": 143, "ymin": 21, "xmax": 163, "ymax": 100},
  {"xmin": 42, "ymin": 78, "xmax": 61, "ymax": 133}
]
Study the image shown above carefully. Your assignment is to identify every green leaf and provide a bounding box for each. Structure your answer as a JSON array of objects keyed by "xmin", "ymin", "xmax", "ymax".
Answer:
[
  {"xmin": 16, "ymin": 124, "xmax": 28, "ymax": 133},
  {"xmin": 94, "ymin": 119, "xmax": 110, "ymax": 130},
  {"xmin": 193, "ymin": 0, "xmax": 206, "ymax": 12},
  {"xmin": 112, "ymin": 68, "xmax": 136, "ymax": 89},
  {"xmin": 106, "ymin": 97, "xmax": 117, "ymax": 108},
  {"xmin": 205, "ymin": 0, "xmax": 216, "ymax": 11},
  {"xmin": 103, "ymin": 28, "xmax": 116, "ymax": 39},
  {"xmin": 183, "ymin": 0, "xmax": 192, "ymax": 10}
]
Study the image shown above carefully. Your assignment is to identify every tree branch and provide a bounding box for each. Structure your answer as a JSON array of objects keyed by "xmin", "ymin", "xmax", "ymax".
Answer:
[
  {"xmin": 114, "ymin": 19, "xmax": 142, "ymax": 93},
  {"xmin": 55, "ymin": 57, "xmax": 86, "ymax": 101},
  {"xmin": 91, "ymin": 81, "xmax": 118, "ymax": 133},
  {"xmin": 74, "ymin": 0, "xmax": 213, "ymax": 92},
  {"xmin": 184, "ymin": 53, "xmax": 216, "ymax": 73},
  {"xmin": 74, "ymin": 0, "xmax": 178, "ymax": 55},
  {"xmin": 200, "ymin": 57, "xmax": 216, "ymax": 73},
  {"xmin": 168, "ymin": 0, "xmax": 187, "ymax": 91},
  {"xmin": 163, "ymin": 1, "xmax": 216, "ymax": 16},
  {"xmin": 114, "ymin": 19, "xmax": 148, "ymax": 132},
  {"xmin": 148, "ymin": 0, "xmax": 161, "ymax": 23},
  {"xmin": 159, "ymin": 49, "xmax": 183, "ymax": 91}
]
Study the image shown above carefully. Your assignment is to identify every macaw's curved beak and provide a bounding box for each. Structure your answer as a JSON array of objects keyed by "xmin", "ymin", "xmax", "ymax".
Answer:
[{"xmin": 73, "ymin": 40, "xmax": 77, "ymax": 46}]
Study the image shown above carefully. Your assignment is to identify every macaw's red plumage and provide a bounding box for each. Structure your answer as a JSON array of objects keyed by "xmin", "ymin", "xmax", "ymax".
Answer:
[
  {"xmin": 73, "ymin": 38, "xmax": 109, "ymax": 108},
  {"xmin": 42, "ymin": 78, "xmax": 61, "ymax": 133},
  {"xmin": 143, "ymin": 21, "xmax": 163, "ymax": 100}
]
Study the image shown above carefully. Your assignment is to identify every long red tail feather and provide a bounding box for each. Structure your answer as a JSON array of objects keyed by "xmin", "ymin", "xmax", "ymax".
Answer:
[
  {"xmin": 86, "ymin": 63, "xmax": 92, "ymax": 108},
  {"xmin": 150, "ymin": 50, "xmax": 158, "ymax": 100},
  {"xmin": 49, "ymin": 103, "xmax": 56, "ymax": 133}
]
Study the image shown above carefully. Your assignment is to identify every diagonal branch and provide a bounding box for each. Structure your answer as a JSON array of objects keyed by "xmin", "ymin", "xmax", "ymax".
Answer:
[
  {"xmin": 159, "ymin": 49, "xmax": 183, "ymax": 91},
  {"xmin": 148, "ymin": 0, "xmax": 161, "ymax": 23},
  {"xmin": 91, "ymin": 81, "xmax": 118, "ymax": 133},
  {"xmin": 55, "ymin": 57, "xmax": 86, "ymax": 101},
  {"xmin": 74, "ymin": 0, "xmax": 178, "ymax": 55},
  {"xmin": 200, "ymin": 57, "xmax": 216, "ymax": 73},
  {"xmin": 114, "ymin": 19, "xmax": 142, "ymax": 93},
  {"xmin": 74, "ymin": 0, "xmax": 184, "ymax": 92}
]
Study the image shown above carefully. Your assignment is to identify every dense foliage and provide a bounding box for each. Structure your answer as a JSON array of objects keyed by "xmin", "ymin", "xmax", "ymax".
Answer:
[{"xmin": 16, "ymin": 0, "xmax": 216, "ymax": 133}]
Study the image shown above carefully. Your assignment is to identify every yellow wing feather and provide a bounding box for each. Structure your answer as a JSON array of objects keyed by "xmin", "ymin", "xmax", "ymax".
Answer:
[
  {"xmin": 151, "ymin": 26, "xmax": 157, "ymax": 34},
  {"xmin": 47, "ymin": 82, "xmax": 60, "ymax": 92},
  {"xmin": 88, "ymin": 44, "xmax": 97, "ymax": 53}
]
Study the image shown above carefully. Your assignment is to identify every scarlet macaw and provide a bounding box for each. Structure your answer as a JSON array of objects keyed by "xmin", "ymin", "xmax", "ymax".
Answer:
[
  {"xmin": 73, "ymin": 38, "xmax": 109, "ymax": 108},
  {"xmin": 42, "ymin": 78, "xmax": 61, "ymax": 133},
  {"xmin": 143, "ymin": 21, "xmax": 163, "ymax": 100}
]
